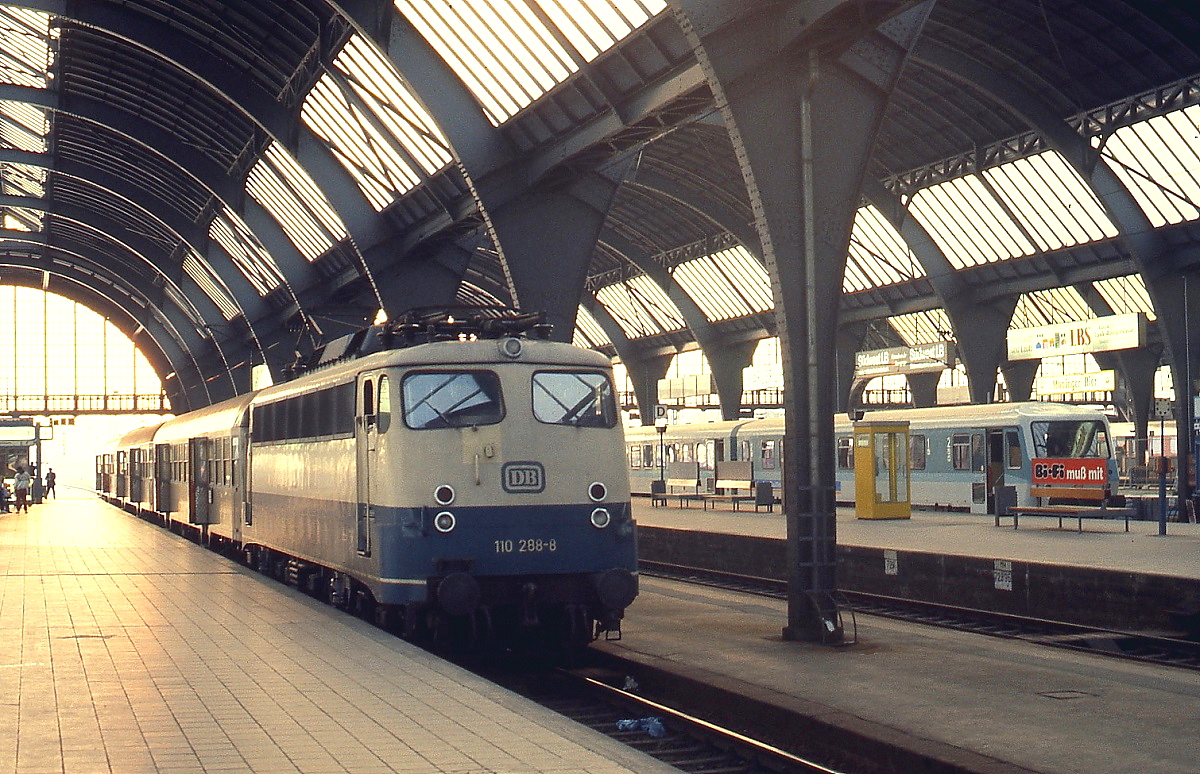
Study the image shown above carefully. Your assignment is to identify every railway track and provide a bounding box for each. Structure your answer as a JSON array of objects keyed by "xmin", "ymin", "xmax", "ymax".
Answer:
[
  {"xmin": 451, "ymin": 654, "xmax": 848, "ymax": 774},
  {"xmin": 639, "ymin": 559, "xmax": 1200, "ymax": 671}
]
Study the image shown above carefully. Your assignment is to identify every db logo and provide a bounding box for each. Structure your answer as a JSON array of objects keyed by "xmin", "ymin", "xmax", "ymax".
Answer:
[{"xmin": 502, "ymin": 462, "xmax": 545, "ymax": 493}]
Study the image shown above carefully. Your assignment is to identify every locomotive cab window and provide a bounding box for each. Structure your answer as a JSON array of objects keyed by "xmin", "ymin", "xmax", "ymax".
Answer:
[
  {"xmin": 532, "ymin": 371, "xmax": 617, "ymax": 428},
  {"xmin": 402, "ymin": 371, "xmax": 503, "ymax": 429}
]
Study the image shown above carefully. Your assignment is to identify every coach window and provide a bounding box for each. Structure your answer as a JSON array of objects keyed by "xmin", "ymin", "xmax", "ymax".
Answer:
[
  {"xmin": 403, "ymin": 371, "xmax": 504, "ymax": 429},
  {"xmin": 642, "ymin": 444, "xmax": 653, "ymax": 467},
  {"xmin": 1006, "ymin": 430, "xmax": 1022, "ymax": 469},
  {"xmin": 951, "ymin": 434, "xmax": 972, "ymax": 470},
  {"xmin": 971, "ymin": 433, "xmax": 985, "ymax": 471},
  {"xmin": 836, "ymin": 437, "xmax": 853, "ymax": 469},
  {"xmin": 629, "ymin": 445, "xmax": 640, "ymax": 469},
  {"xmin": 761, "ymin": 440, "xmax": 777, "ymax": 470},
  {"xmin": 909, "ymin": 434, "xmax": 926, "ymax": 471}
]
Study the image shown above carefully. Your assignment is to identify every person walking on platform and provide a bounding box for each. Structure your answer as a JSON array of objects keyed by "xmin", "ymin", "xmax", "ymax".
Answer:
[
  {"xmin": 44, "ymin": 468, "xmax": 56, "ymax": 499},
  {"xmin": 13, "ymin": 467, "xmax": 31, "ymax": 513},
  {"xmin": 0, "ymin": 482, "xmax": 9, "ymax": 513}
]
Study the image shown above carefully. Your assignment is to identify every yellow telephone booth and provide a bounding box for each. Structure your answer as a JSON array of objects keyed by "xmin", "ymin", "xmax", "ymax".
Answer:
[{"xmin": 854, "ymin": 420, "xmax": 911, "ymax": 520}]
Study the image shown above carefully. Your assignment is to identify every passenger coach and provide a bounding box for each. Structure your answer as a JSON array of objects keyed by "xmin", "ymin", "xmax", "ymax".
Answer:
[{"xmin": 627, "ymin": 402, "xmax": 1119, "ymax": 513}]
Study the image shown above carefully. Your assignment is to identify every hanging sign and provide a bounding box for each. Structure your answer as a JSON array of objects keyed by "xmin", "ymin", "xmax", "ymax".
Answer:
[
  {"xmin": 1007, "ymin": 313, "xmax": 1145, "ymax": 360},
  {"xmin": 854, "ymin": 341, "xmax": 956, "ymax": 377}
]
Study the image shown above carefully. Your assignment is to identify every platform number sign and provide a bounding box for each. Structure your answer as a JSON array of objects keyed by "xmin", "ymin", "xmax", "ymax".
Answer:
[
  {"xmin": 994, "ymin": 560, "xmax": 1013, "ymax": 592},
  {"xmin": 883, "ymin": 549, "xmax": 898, "ymax": 576}
]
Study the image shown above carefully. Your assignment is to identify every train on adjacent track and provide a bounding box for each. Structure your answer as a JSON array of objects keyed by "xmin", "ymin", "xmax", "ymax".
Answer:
[
  {"xmin": 626, "ymin": 402, "xmax": 1120, "ymax": 513},
  {"xmin": 96, "ymin": 310, "xmax": 638, "ymax": 651}
]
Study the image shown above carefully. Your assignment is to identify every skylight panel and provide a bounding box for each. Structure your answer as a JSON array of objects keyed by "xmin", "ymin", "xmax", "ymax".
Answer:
[
  {"xmin": 209, "ymin": 210, "xmax": 285, "ymax": 296},
  {"xmin": 0, "ymin": 100, "xmax": 47, "ymax": 152},
  {"xmin": 596, "ymin": 275, "xmax": 684, "ymax": 337},
  {"xmin": 982, "ymin": 151, "xmax": 1118, "ymax": 252},
  {"xmin": 1095, "ymin": 275, "xmax": 1156, "ymax": 321},
  {"xmin": 1099, "ymin": 104, "xmax": 1200, "ymax": 227},
  {"xmin": 246, "ymin": 142, "xmax": 347, "ymax": 262},
  {"xmin": 302, "ymin": 76, "xmax": 420, "ymax": 210},
  {"xmin": 334, "ymin": 35, "xmax": 452, "ymax": 175},
  {"xmin": 845, "ymin": 205, "xmax": 924, "ymax": 292},
  {"xmin": 1011, "ymin": 287, "xmax": 1091, "ymax": 328},
  {"xmin": 672, "ymin": 245, "xmax": 772, "ymax": 321},
  {"xmin": 394, "ymin": 0, "xmax": 665, "ymax": 124},
  {"xmin": 888, "ymin": 309, "xmax": 952, "ymax": 346},
  {"xmin": 182, "ymin": 255, "xmax": 239, "ymax": 321},
  {"xmin": 3, "ymin": 163, "xmax": 44, "ymax": 198},
  {"xmin": 910, "ymin": 175, "xmax": 1037, "ymax": 268},
  {"xmin": 3, "ymin": 208, "xmax": 41, "ymax": 231},
  {"xmin": 0, "ymin": 8, "xmax": 50, "ymax": 89},
  {"xmin": 574, "ymin": 305, "xmax": 611, "ymax": 348},
  {"xmin": 535, "ymin": 0, "xmax": 666, "ymax": 61}
]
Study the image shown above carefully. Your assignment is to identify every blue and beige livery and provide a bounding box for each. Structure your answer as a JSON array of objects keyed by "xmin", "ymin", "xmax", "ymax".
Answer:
[{"xmin": 98, "ymin": 311, "xmax": 638, "ymax": 648}]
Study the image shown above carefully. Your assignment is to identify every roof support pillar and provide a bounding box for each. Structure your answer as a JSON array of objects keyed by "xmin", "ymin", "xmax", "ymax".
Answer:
[
  {"xmin": 709, "ymin": 340, "xmax": 756, "ymax": 421},
  {"xmin": 675, "ymin": 0, "xmax": 933, "ymax": 642},
  {"xmin": 836, "ymin": 321, "xmax": 869, "ymax": 413},
  {"xmin": 373, "ymin": 233, "xmax": 478, "ymax": 318},
  {"xmin": 999, "ymin": 359, "xmax": 1039, "ymax": 403},
  {"xmin": 625, "ymin": 353, "xmax": 674, "ymax": 428},
  {"xmin": 489, "ymin": 162, "xmax": 632, "ymax": 340},
  {"xmin": 907, "ymin": 371, "xmax": 939, "ymax": 408}
]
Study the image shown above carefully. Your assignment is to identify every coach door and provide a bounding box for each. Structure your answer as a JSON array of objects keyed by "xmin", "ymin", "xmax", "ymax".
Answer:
[
  {"xmin": 129, "ymin": 448, "xmax": 144, "ymax": 503},
  {"xmin": 356, "ymin": 373, "xmax": 387, "ymax": 557},
  {"xmin": 154, "ymin": 443, "xmax": 171, "ymax": 512},
  {"xmin": 189, "ymin": 437, "xmax": 211, "ymax": 525}
]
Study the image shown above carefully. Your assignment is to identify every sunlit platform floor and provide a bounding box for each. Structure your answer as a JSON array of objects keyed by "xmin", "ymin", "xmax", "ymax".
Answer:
[{"xmin": 0, "ymin": 491, "xmax": 674, "ymax": 774}]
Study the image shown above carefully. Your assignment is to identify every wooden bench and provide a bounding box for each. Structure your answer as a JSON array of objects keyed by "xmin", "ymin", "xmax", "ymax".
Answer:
[
  {"xmin": 651, "ymin": 462, "xmax": 706, "ymax": 507},
  {"xmin": 996, "ymin": 504, "xmax": 1135, "ymax": 531},
  {"xmin": 996, "ymin": 484, "xmax": 1133, "ymax": 531},
  {"xmin": 699, "ymin": 462, "xmax": 774, "ymax": 512}
]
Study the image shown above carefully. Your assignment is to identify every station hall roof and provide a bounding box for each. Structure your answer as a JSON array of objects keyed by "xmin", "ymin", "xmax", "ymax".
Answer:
[{"xmin": 0, "ymin": 1, "xmax": 1198, "ymax": 409}]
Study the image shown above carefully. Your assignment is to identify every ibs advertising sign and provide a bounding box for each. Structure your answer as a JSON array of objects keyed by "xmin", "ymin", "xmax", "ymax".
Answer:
[
  {"xmin": 1007, "ymin": 313, "xmax": 1145, "ymax": 361},
  {"xmin": 1030, "ymin": 458, "xmax": 1108, "ymax": 486}
]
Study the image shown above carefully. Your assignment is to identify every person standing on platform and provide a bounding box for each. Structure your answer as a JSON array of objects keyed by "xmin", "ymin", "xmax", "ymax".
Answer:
[
  {"xmin": 0, "ymin": 482, "xmax": 9, "ymax": 513},
  {"xmin": 13, "ymin": 467, "xmax": 31, "ymax": 513},
  {"xmin": 44, "ymin": 467, "xmax": 56, "ymax": 499}
]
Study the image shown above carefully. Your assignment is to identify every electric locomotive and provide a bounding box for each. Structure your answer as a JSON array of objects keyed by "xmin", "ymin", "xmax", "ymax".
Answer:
[{"xmin": 99, "ymin": 310, "xmax": 638, "ymax": 649}]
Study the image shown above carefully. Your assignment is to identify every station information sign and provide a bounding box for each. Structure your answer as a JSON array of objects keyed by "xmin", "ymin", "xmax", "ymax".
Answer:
[{"xmin": 1030, "ymin": 457, "xmax": 1108, "ymax": 486}]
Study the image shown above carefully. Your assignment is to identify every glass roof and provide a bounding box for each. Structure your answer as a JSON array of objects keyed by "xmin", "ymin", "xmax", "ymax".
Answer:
[
  {"xmin": 573, "ymin": 304, "xmax": 611, "ymax": 348},
  {"xmin": 844, "ymin": 204, "xmax": 924, "ymax": 292},
  {"xmin": 394, "ymin": 0, "xmax": 667, "ymax": 125},
  {"xmin": 1094, "ymin": 274, "xmax": 1155, "ymax": 321},
  {"xmin": 595, "ymin": 273, "xmax": 685, "ymax": 338},
  {"xmin": 671, "ymin": 246, "xmax": 773, "ymax": 321},
  {"xmin": 301, "ymin": 33, "xmax": 453, "ymax": 211},
  {"xmin": 1099, "ymin": 104, "xmax": 1200, "ymax": 227},
  {"xmin": 1010, "ymin": 286, "xmax": 1092, "ymax": 328},
  {"xmin": 209, "ymin": 209, "xmax": 285, "ymax": 296},
  {"xmin": 246, "ymin": 142, "xmax": 349, "ymax": 262},
  {"xmin": 888, "ymin": 309, "xmax": 953, "ymax": 347},
  {"xmin": 0, "ymin": 7, "xmax": 50, "ymax": 233},
  {"xmin": 181, "ymin": 255, "xmax": 239, "ymax": 321}
]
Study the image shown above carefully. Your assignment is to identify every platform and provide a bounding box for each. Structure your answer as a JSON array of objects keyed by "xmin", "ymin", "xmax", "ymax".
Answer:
[
  {"xmin": 634, "ymin": 497, "xmax": 1200, "ymax": 580},
  {"xmin": 600, "ymin": 574, "xmax": 1200, "ymax": 774},
  {"xmin": 0, "ymin": 490, "xmax": 675, "ymax": 774}
]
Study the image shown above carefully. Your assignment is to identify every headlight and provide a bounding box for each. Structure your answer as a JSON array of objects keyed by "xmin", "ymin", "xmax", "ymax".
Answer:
[
  {"xmin": 588, "ymin": 482, "xmax": 607, "ymax": 502},
  {"xmin": 434, "ymin": 484, "xmax": 455, "ymax": 505},
  {"xmin": 590, "ymin": 507, "xmax": 611, "ymax": 529},
  {"xmin": 434, "ymin": 511, "xmax": 456, "ymax": 533}
]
